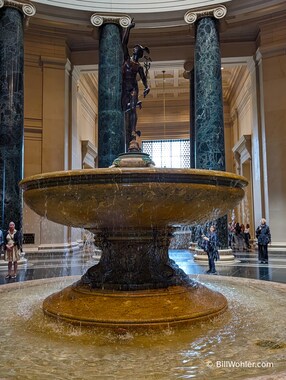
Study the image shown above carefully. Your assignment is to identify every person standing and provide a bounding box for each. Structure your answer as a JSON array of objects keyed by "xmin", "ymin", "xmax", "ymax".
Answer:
[
  {"xmin": 0, "ymin": 228, "xmax": 4, "ymax": 257},
  {"xmin": 244, "ymin": 223, "xmax": 251, "ymax": 250},
  {"xmin": 4, "ymin": 221, "xmax": 22, "ymax": 279},
  {"xmin": 228, "ymin": 222, "xmax": 234, "ymax": 248},
  {"xmin": 233, "ymin": 222, "xmax": 245, "ymax": 251},
  {"xmin": 256, "ymin": 218, "xmax": 271, "ymax": 264},
  {"xmin": 202, "ymin": 225, "xmax": 220, "ymax": 274}
]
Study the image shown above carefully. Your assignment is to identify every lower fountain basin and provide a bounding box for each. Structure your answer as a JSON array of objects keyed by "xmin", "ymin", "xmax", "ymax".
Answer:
[
  {"xmin": 43, "ymin": 282, "xmax": 227, "ymax": 327},
  {"xmin": 0, "ymin": 276, "xmax": 285, "ymax": 379}
]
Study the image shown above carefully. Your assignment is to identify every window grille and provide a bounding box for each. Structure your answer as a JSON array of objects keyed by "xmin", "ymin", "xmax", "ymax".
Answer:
[{"xmin": 142, "ymin": 139, "xmax": 190, "ymax": 168}]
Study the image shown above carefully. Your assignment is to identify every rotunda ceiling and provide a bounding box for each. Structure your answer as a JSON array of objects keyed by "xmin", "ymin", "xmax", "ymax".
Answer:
[{"xmin": 33, "ymin": 0, "xmax": 230, "ymax": 14}]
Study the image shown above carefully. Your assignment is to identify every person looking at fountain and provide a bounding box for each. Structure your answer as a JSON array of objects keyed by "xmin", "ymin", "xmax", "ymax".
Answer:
[
  {"xmin": 4, "ymin": 221, "xmax": 22, "ymax": 279},
  {"xmin": 256, "ymin": 218, "xmax": 271, "ymax": 264},
  {"xmin": 244, "ymin": 223, "xmax": 251, "ymax": 250},
  {"xmin": 122, "ymin": 20, "xmax": 151, "ymax": 149},
  {"xmin": 0, "ymin": 228, "xmax": 4, "ymax": 258},
  {"xmin": 233, "ymin": 221, "xmax": 245, "ymax": 251},
  {"xmin": 202, "ymin": 225, "xmax": 220, "ymax": 275}
]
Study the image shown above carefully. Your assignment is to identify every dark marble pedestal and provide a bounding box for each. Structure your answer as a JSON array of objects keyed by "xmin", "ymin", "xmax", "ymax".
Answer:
[
  {"xmin": 80, "ymin": 228, "xmax": 191, "ymax": 290},
  {"xmin": 42, "ymin": 227, "xmax": 227, "ymax": 328}
]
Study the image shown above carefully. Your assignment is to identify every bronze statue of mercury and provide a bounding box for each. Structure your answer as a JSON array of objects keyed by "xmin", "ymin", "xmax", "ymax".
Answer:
[{"xmin": 121, "ymin": 21, "xmax": 151, "ymax": 149}]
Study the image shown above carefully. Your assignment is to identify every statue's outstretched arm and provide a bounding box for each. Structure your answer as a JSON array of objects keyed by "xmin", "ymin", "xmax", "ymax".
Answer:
[{"xmin": 122, "ymin": 21, "xmax": 135, "ymax": 59}]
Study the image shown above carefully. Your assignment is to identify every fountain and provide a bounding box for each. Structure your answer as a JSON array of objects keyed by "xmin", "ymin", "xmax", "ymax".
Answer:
[
  {"xmin": 0, "ymin": 21, "xmax": 285, "ymax": 380},
  {"xmin": 20, "ymin": 155, "xmax": 247, "ymax": 327},
  {"xmin": 4, "ymin": 126, "xmax": 286, "ymax": 380}
]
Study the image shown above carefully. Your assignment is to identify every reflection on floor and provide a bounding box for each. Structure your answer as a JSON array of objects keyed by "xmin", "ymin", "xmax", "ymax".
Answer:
[{"xmin": 0, "ymin": 249, "xmax": 286, "ymax": 285}]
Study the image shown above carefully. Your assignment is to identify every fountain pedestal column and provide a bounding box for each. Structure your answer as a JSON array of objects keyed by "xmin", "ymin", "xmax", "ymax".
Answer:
[
  {"xmin": 81, "ymin": 228, "xmax": 190, "ymax": 290},
  {"xmin": 43, "ymin": 224, "xmax": 228, "ymax": 328}
]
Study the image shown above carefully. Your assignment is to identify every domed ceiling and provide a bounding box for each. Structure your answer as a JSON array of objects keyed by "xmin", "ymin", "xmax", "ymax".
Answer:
[{"xmin": 33, "ymin": 0, "xmax": 230, "ymax": 13}]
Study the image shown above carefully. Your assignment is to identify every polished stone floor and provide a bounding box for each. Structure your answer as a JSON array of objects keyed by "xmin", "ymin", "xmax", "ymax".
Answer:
[{"xmin": 0, "ymin": 248, "xmax": 285, "ymax": 285}]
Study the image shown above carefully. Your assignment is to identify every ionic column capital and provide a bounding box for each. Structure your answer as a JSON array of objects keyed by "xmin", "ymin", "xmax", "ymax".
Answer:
[
  {"xmin": 184, "ymin": 5, "xmax": 227, "ymax": 25},
  {"xmin": 90, "ymin": 13, "xmax": 132, "ymax": 28},
  {"xmin": 0, "ymin": 0, "xmax": 36, "ymax": 27},
  {"xmin": 184, "ymin": 61, "xmax": 194, "ymax": 72},
  {"xmin": 183, "ymin": 61, "xmax": 194, "ymax": 80}
]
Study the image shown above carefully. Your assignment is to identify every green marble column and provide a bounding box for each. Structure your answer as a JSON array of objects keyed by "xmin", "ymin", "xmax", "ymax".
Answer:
[
  {"xmin": 194, "ymin": 16, "xmax": 225, "ymax": 171},
  {"xmin": 189, "ymin": 68, "xmax": 195, "ymax": 169},
  {"xmin": 98, "ymin": 23, "xmax": 125, "ymax": 168},
  {"xmin": 194, "ymin": 16, "xmax": 227, "ymax": 248},
  {"xmin": 0, "ymin": 1, "xmax": 35, "ymax": 234},
  {"xmin": 0, "ymin": 7, "xmax": 24, "ymax": 232}
]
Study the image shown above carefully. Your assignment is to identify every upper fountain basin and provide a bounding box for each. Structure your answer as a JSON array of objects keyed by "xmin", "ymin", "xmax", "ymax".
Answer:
[{"xmin": 20, "ymin": 167, "xmax": 247, "ymax": 230}]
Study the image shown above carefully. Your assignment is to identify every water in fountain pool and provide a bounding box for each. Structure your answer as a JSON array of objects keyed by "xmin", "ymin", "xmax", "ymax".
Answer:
[{"xmin": 0, "ymin": 275, "xmax": 285, "ymax": 379}]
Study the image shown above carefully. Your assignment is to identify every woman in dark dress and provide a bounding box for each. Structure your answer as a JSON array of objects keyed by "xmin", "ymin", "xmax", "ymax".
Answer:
[{"xmin": 256, "ymin": 218, "xmax": 271, "ymax": 264}]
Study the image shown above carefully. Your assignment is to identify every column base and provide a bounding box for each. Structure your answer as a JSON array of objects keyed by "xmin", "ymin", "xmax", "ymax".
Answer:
[
  {"xmin": 193, "ymin": 248, "xmax": 237, "ymax": 262},
  {"xmin": 23, "ymin": 242, "xmax": 81, "ymax": 255},
  {"xmin": 260, "ymin": 242, "xmax": 286, "ymax": 252},
  {"xmin": 188, "ymin": 241, "xmax": 197, "ymax": 251}
]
